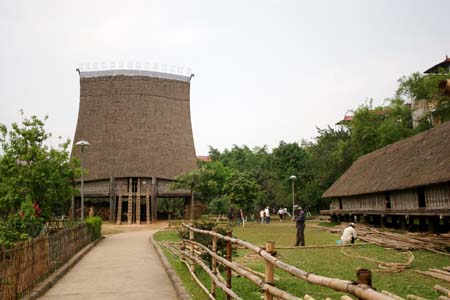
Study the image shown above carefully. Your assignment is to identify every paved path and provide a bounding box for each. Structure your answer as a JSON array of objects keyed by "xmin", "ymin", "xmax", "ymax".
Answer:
[{"xmin": 39, "ymin": 230, "xmax": 177, "ymax": 300}]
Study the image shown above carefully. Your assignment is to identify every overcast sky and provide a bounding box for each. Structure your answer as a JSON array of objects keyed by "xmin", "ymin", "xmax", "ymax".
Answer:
[{"xmin": 1, "ymin": 1, "xmax": 449, "ymax": 155}]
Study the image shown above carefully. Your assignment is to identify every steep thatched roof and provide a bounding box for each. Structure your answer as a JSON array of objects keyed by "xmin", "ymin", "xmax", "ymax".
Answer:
[{"xmin": 323, "ymin": 121, "xmax": 450, "ymax": 198}]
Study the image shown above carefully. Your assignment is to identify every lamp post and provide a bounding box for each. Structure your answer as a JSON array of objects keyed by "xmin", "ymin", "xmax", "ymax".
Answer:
[
  {"xmin": 289, "ymin": 175, "xmax": 297, "ymax": 219},
  {"xmin": 75, "ymin": 140, "xmax": 90, "ymax": 222}
]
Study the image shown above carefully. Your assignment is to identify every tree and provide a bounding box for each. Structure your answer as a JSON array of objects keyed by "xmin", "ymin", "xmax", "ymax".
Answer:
[
  {"xmin": 397, "ymin": 71, "xmax": 450, "ymax": 124},
  {"xmin": 0, "ymin": 115, "xmax": 79, "ymax": 220},
  {"xmin": 223, "ymin": 171, "xmax": 263, "ymax": 213},
  {"xmin": 171, "ymin": 169, "xmax": 202, "ymax": 219}
]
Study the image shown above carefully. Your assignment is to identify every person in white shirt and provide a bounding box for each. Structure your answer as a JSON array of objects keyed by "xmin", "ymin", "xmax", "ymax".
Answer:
[
  {"xmin": 260, "ymin": 209, "xmax": 265, "ymax": 224},
  {"xmin": 264, "ymin": 206, "xmax": 271, "ymax": 224},
  {"xmin": 341, "ymin": 223, "xmax": 357, "ymax": 244}
]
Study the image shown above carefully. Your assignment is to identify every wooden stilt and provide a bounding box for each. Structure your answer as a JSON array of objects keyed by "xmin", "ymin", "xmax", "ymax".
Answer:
[
  {"xmin": 127, "ymin": 178, "xmax": 133, "ymax": 225},
  {"xmin": 146, "ymin": 182, "xmax": 150, "ymax": 224},
  {"xmin": 136, "ymin": 178, "xmax": 141, "ymax": 225},
  {"xmin": 116, "ymin": 192, "xmax": 122, "ymax": 225}
]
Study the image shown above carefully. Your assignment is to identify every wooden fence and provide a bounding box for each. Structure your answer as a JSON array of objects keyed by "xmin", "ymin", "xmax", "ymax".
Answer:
[
  {"xmin": 167, "ymin": 223, "xmax": 400, "ymax": 300},
  {"xmin": 0, "ymin": 223, "xmax": 94, "ymax": 300}
]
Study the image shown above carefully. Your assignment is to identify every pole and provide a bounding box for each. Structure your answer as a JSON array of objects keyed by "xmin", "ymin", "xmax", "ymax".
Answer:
[{"xmin": 81, "ymin": 146, "xmax": 85, "ymax": 222}]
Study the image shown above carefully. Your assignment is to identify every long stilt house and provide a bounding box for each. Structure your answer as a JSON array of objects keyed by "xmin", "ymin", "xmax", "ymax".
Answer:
[{"xmin": 321, "ymin": 121, "xmax": 450, "ymax": 232}]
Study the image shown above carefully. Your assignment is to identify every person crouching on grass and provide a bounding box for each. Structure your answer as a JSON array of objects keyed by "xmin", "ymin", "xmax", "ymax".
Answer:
[{"xmin": 341, "ymin": 222, "xmax": 357, "ymax": 244}]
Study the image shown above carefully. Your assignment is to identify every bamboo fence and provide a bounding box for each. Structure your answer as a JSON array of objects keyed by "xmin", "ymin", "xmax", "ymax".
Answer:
[
  {"xmin": 177, "ymin": 223, "xmax": 400, "ymax": 300},
  {"xmin": 0, "ymin": 223, "xmax": 94, "ymax": 300}
]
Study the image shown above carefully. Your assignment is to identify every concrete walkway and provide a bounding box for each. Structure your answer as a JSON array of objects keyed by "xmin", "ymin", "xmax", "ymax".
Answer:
[{"xmin": 39, "ymin": 230, "xmax": 177, "ymax": 300}]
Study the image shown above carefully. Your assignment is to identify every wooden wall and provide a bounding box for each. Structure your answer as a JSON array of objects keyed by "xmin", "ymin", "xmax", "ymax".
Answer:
[
  {"xmin": 328, "ymin": 182, "xmax": 450, "ymax": 212},
  {"xmin": 426, "ymin": 183, "xmax": 450, "ymax": 208}
]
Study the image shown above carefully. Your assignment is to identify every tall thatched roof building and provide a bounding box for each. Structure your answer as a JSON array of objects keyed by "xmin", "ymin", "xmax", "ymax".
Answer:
[
  {"xmin": 71, "ymin": 69, "xmax": 197, "ymax": 224},
  {"xmin": 321, "ymin": 121, "xmax": 450, "ymax": 232}
]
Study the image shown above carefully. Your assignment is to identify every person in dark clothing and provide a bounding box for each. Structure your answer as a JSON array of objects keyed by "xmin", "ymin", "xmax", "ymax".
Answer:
[
  {"xmin": 294, "ymin": 207, "xmax": 305, "ymax": 246},
  {"xmin": 228, "ymin": 207, "xmax": 234, "ymax": 226}
]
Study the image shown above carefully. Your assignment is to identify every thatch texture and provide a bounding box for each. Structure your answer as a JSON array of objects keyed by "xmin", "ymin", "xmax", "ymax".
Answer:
[
  {"xmin": 323, "ymin": 121, "xmax": 450, "ymax": 198},
  {"xmin": 71, "ymin": 70, "xmax": 197, "ymax": 181}
]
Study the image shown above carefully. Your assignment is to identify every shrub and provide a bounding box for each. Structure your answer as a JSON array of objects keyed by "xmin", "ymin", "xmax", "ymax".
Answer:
[
  {"xmin": 0, "ymin": 200, "xmax": 44, "ymax": 247},
  {"xmin": 178, "ymin": 220, "xmax": 235, "ymax": 267},
  {"xmin": 85, "ymin": 216, "xmax": 102, "ymax": 241}
]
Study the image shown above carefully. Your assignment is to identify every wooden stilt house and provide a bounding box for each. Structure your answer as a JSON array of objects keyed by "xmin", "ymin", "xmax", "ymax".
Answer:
[{"xmin": 321, "ymin": 121, "xmax": 450, "ymax": 232}]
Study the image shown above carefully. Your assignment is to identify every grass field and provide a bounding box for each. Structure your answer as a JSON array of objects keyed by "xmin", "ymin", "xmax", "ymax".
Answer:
[{"xmin": 154, "ymin": 220, "xmax": 450, "ymax": 299}]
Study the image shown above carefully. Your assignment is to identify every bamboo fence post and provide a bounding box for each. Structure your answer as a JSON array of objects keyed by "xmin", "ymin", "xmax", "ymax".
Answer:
[
  {"xmin": 189, "ymin": 226, "xmax": 195, "ymax": 272},
  {"xmin": 211, "ymin": 229, "xmax": 218, "ymax": 297},
  {"xmin": 438, "ymin": 296, "xmax": 450, "ymax": 300},
  {"xmin": 356, "ymin": 269, "xmax": 372, "ymax": 287},
  {"xmin": 226, "ymin": 230, "xmax": 233, "ymax": 300},
  {"xmin": 265, "ymin": 241, "xmax": 276, "ymax": 300}
]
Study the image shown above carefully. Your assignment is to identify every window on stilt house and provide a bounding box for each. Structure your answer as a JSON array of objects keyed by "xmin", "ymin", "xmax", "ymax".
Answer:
[{"xmin": 417, "ymin": 187, "xmax": 426, "ymax": 208}]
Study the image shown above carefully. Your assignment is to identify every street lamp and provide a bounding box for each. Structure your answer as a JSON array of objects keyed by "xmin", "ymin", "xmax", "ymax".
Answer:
[
  {"xmin": 75, "ymin": 140, "xmax": 90, "ymax": 222},
  {"xmin": 289, "ymin": 175, "xmax": 297, "ymax": 219}
]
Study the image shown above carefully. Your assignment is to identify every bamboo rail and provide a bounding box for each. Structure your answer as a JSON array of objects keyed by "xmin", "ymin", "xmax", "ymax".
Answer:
[
  {"xmin": 185, "ymin": 239, "xmax": 300, "ymax": 300},
  {"xmin": 434, "ymin": 285, "xmax": 450, "ymax": 297},
  {"xmin": 182, "ymin": 223, "xmax": 396, "ymax": 300}
]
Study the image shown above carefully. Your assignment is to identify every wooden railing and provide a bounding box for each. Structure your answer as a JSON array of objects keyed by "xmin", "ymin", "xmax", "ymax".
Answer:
[
  {"xmin": 0, "ymin": 223, "xmax": 95, "ymax": 300},
  {"xmin": 166, "ymin": 223, "xmax": 400, "ymax": 300}
]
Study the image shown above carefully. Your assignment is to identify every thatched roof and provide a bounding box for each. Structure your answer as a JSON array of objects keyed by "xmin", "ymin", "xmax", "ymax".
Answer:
[
  {"xmin": 71, "ymin": 71, "xmax": 197, "ymax": 181},
  {"xmin": 323, "ymin": 121, "xmax": 450, "ymax": 198}
]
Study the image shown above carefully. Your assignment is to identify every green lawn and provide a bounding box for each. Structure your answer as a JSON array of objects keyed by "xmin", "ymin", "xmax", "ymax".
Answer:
[{"xmin": 154, "ymin": 221, "xmax": 450, "ymax": 299}]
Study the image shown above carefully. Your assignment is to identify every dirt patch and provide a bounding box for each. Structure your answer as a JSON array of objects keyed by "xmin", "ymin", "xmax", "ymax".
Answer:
[{"xmin": 102, "ymin": 221, "xmax": 170, "ymax": 235}]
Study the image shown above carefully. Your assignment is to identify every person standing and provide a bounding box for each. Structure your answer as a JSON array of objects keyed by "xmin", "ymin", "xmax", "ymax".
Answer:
[
  {"xmin": 264, "ymin": 206, "xmax": 271, "ymax": 224},
  {"xmin": 228, "ymin": 207, "xmax": 234, "ymax": 226},
  {"xmin": 278, "ymin": 208, "xmax": 284, "ymax": 221},
  {"xmin": 260, "ymin": 209, "xmax": 265, "ymax": 224},
  {"xmin": 237, "ymin": 208, "xmax": 245, "ymax": 227},
  {"xmin": 341, "ymin": 223, "xmax": 357, "ymax": 244},
  {"xmin": 294, "ymin": 207, "xmax": 305, "ymax": 246}
]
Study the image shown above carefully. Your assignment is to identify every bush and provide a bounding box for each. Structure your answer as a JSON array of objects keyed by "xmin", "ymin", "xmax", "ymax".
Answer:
[
  {"xmin": 85, "ymin": 216, "xmax": 102, "ymax": 241},
  {"xmin": 0, "ymin": 200, "xmax": 44, "ymax": 247},
  {"xmin": 178, "ymin": 220, "xmax": 235, "ymax": 267}
]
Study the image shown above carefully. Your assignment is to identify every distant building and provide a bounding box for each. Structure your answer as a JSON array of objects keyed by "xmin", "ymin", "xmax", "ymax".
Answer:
[
  {"xmin": 321, "ymin": 121, "xmax": 450, "ymax": 232},
  {"xmin": 197, "ymin": 156, "xmax": 212, "ymax": 163},
  {"xmin": 412, "ymin": 56, "xmax": 450, "ymax": 128},
  {"xmin": 424, "ymin": 55, "xmax": 450, "ymax": 74}
]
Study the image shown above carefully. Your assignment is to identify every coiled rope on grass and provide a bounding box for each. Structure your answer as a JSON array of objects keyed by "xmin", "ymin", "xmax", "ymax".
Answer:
[{"xmin": 340, "ymin": 246, "xmax": 414, "ymax": 273}]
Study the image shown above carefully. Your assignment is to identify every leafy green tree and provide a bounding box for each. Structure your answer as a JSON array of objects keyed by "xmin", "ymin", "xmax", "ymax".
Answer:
[
  {"xmin": 349, "ymin": 98, "xmax": 418, "ymax": 158},
  {"xmin": 223, "ymin": 171, "xmax": 263, "ymax": 213},
  {"xmin": 0, "ymin": 115, "xmax": 79, "ymax": 220},
  {"xmin": 172, "ymin": 168, "xmax": 208, "ymax": 219}
]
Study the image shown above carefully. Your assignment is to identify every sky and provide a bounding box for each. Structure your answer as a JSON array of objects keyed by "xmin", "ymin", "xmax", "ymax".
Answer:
[{"xmin": 1, "ymin": 0, "xmax": 449, "ymax": 156}]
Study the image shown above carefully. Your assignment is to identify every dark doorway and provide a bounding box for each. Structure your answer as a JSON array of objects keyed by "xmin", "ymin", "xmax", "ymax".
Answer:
[
  {"xmin": 385, "ymin": 192, "xmax": 391, "ymax": 209},
  {"xmin": 417, "ymin": 187, "xmax": 426, "ymax": 208},
  {"xmin": 338, "ymin": 197, "xmax": 343, "ymax": 210}
]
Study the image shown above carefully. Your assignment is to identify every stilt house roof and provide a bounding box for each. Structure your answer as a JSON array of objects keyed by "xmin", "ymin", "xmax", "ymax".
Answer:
[{"xmin": 322, "ymin": 121, "xmax": 450, "ymax": 198}]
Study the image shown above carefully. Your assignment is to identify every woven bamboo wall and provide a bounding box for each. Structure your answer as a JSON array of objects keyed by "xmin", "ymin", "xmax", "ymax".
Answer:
[
  {"xmin": 425, "ymin": 183, "xmax": 450, "ymax": 208},
  {"xmin": 391, "ymin": 189, "xmax": 418, "ymax": 209}
]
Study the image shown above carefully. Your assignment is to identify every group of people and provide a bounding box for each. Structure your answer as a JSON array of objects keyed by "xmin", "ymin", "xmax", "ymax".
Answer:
[
  {"xmin": 259, "ymin": 206, "xmax": 272, "ymax": 224},
  {"xmin": 229, "ymin": 205, "xmax": 357, "ymax": 247}
]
